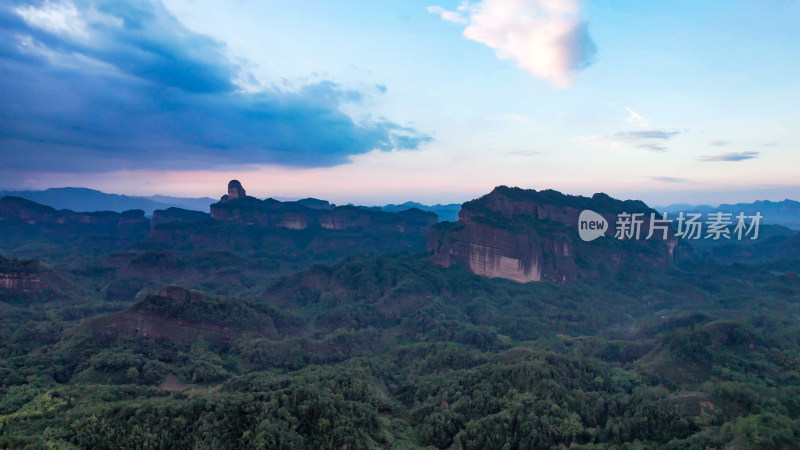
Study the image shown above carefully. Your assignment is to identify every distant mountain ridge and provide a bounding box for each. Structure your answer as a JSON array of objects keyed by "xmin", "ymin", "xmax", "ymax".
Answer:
[
  {"xmin": 655, "ymin": 199, "xmax": 800, "ymax": 229},
  {"xmin": 0, "ymin": 187, "xmax": 215, "ymax": 215},
  {"xmin": 0, "ymin": 187, "xmax": 459, "ymax": 220},
  {"xmin": 367, "ymin": 201, "xmax": 461, "ymax": 222}
]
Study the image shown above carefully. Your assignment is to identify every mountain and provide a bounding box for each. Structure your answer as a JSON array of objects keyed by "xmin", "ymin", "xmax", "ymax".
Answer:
[
  {"xmin": 371, "ymin": 201, "xmax": 461, "ymax": 222},
  {"xmin": 209, "ymin": 180, "xmax": 437, "ymax": 233},
  {"xmin": 3, "ymin": 185, "xmax": 800, "ymax": 449},
  {"xmin": 0, "ymin": 184, "xmax": 439, "ymax": 272},
  {"xmin": 428, "ymin": 186, "xmax": 679, "ymax": 283},
  {"xmin": 685, "ymin": 223, "xmax": 800, "ymax": 263},
  {"xmin": 0, "ymin": 187, "xmax": 214, "ymax": 215},
  {"xmin": 656, "ymin": 199, "xmax": 800, "ymax": 229},
  {"xmin": 144, "ymin": 195, "xmax": 217, "ymax": 212},
  {"xmin": 87, "ymin": 285, "xmax": 303, "ymax": 344},
  {"xmin": 0, "ymin": 196, "xmax": 151, "ymax": 264}
]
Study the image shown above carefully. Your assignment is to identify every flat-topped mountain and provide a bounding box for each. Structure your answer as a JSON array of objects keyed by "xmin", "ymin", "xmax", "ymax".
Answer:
[
  {"xmin": 210, "ymin": 180, "xmax": 437, "ymax": 233},
  {"xmin": 0, "ymin": 196, "xmax": 148, "ymax": 229},
  {"xmin": 428, "ymin": 186, "xmax": 678, "ymax": 283}
]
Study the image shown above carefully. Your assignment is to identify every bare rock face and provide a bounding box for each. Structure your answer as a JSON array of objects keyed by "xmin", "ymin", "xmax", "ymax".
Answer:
[
  {"xmin": 0, "ymin": 255, "xmax": 42, "ymax": 291},
  {"xmin": 428, "ymin": 186, "xmax": 678, "ymax": 283},
  {"xmin": 209, "ymin": 181, "xmax": 437, "ymax": 234},
  {"xmin": 0, "ymin": 273, "xmax": 41, "ymax": 290},
  {"xmin": 227, "ymin": 180, "xmax": 246, "ymax": 200},
  {"xmin": 215, "ymin": 179, "xmax": 248, "ymax": 204}
]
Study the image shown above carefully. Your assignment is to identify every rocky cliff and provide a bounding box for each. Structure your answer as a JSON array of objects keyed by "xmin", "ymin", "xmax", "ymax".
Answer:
[
  {"xmin": 428, "ymin": 186, "xmax": 678, "ymax": 283},
  {"xmin": 209, "ymin": 181, "xmax": 437, "ymax": 234},
  {"xmin": 0, "ymin": 255, "xmax": 41, "ymax": 290}
]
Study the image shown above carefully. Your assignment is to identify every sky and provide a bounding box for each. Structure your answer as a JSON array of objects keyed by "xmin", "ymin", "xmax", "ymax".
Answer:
[{"xmin": 1, "ymin": 0, "xmax": 799, "ymax": 206}]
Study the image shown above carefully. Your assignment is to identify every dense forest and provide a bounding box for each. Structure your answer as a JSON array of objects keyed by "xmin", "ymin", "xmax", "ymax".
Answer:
[{"xmin": 1, "ymin": 194, "xmax": 800, "ymax": 449}]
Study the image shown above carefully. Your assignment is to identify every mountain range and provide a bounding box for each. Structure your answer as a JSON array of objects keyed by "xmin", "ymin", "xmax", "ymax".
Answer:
[
  {"xmin": 6, "ymin": 187, "xmax": 800, "ymax": 229},
  {"xmin": 0, "ymin": 187, "xmax": 462, "ymax": 221},
  {"xmin": 1, "ymin": 182, "xmax": 800, "ymax": 448},
  {"xmin": 0, "ymin": 188, "xmax": 215, "ymax": 216},
  {"xmin": 655, "ymin": 199, "xmax": 800, "ymax": 229}
]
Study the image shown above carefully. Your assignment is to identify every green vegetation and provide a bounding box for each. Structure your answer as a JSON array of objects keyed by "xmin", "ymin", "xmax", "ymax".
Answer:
[
  {"xmin": 1, "ymin": 250, "xmax": 799, "ymax": 448},
  {"xmin": 1, "ymin": 192, "xmax": 800, "ymax": 448}
]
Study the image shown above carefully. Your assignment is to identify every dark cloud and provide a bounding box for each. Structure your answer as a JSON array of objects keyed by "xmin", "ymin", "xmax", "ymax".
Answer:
[
  {"xmin": 0, "ymin": 0, "xmax": 430, "ymax": 173},
  {"xmin": 700, "ymin": 151, "xmax": 760, "ymax": 162}
]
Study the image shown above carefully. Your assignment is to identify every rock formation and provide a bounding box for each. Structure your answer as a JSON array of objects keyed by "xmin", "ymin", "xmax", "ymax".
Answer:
[
  {"xmin": 219, "ymin": 180, "xmax": 246, "ymax": 203},
  {"xmin": 0, "ymin": 255, "xmax": 42, "ymax": 291},
  {"xmin": 210, "ymin": 181, "xmax": 437, "ymax": 234},
  {"xmin": 428, "ymin": 186, "xmax": 678, "ymax": 283},
  {"xmin": 0, "ymin": 273, "xmax": 41, "ymax": 290}
]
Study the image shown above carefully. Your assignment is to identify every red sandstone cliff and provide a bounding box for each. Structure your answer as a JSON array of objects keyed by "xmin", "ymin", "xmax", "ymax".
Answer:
[{"xmin": 428, "ymin": 186, "xmax": 678, "ymax": 283}]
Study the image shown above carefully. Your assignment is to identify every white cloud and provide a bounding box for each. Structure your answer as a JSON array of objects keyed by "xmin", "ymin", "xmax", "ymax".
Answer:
[
  {"xmin": 624, "ymin": 107, "xmax": 652, "ymax": 128},
  {"xmin": 427, "ymin": 5, "xmax": 468, "ymax": 24},
  {"xmin": 15, "ymin": 1, "xmax": 89, "ymax": 42},
  {"xmin": 700, "ymin": 151, "xmax": 760, "ymax": 162},
  {"xmin": 577, "ymin": 130, "xmax": 680, "ymax": 152},
  {"xmin": 15, "ymin": 0, "xmax": 123, "ymax": 44},
  {"xmin": 428, "ymin": 0, "xmax": 596, "ymax": 88}
]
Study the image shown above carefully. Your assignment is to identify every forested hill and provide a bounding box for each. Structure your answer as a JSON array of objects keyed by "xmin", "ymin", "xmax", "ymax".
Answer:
[{"xmin": 2, "ymin": 251, "xmax": 800, "ymax": 448}]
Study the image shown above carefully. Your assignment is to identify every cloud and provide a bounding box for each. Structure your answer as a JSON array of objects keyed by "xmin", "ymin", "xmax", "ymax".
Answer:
[
  {"xmin": 650, "ymin": 176, "xmax": 688, "ymax": 183},
  {"xmin": 578, "ymin": 129, "xmax": 680, "ymax": 152},
  {"xmin": 637, "ymin": 144, "xmax": 668, "ymax": 152},
  {"xmin": 708, "ymin": 140, "xmax": 729, "ymax": 146},
  {"xmin": 484, "ymin": 113, "xmax": 530, "ymax": 123},
  {"xmin": 699, "ymin": 151, "xmax": 760, "ymax": 162},
  {"xmin": 428, "ymin": 0, "xmax": 596, "ymax": 88},
  {"xmin": 624, "ymin": 107, "xmax": 652, "ymax": 128},
  {"xmin": 506, "ymin": 150, "xmax": 540, "ymax": 156},
  {"xmin": 0, "ymin": 0, "xmax": 430, "ymax": 173},
  {"xmin": 427, "ymin": 5, "xmax": 468, "ymax": 24},
  {"xmin": 615, "ymin": 130, "xmax": 680, "ymax": 140}
]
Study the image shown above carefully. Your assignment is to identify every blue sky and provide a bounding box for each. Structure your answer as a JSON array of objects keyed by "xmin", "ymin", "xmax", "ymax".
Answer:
[{"xmin": 1, "ymin": 0, "xmax": 798, "ymax": 205}]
